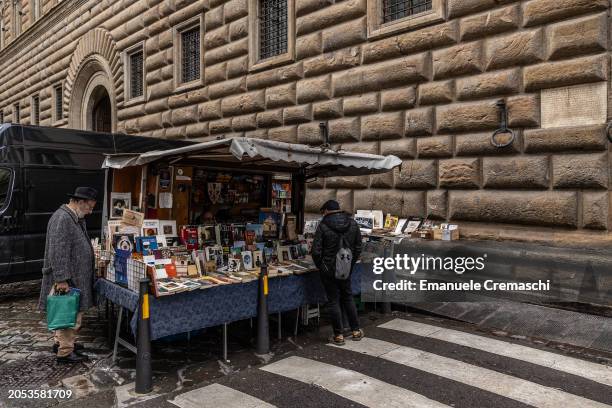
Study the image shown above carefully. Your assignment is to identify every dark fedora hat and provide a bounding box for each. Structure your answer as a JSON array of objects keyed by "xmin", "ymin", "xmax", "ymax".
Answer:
[{"xmin": 67, "ymin": 187, "xmax": 98, "ymax": 201}]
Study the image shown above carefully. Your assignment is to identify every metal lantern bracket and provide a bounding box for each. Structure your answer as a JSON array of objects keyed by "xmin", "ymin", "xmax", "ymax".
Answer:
[{"xmin": 491, "ymin": 100, "xmax": 515, "ymax": 148}]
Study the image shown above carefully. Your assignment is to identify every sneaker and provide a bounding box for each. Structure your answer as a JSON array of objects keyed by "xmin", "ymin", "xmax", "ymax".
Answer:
[
  {"xmin": 351, "ymin": 329, "xmax": 364, "ymax": 341},
  {"xmin": 332, "ymin": 334, "xmax": 345, "ymax": 346},
  {"xmin": 56, "ymin": 352, "xmax": 88, "ymax": 364},
  {"xmin": 52, "ymin": 342, "xmax": 84, "ymax": 355}
]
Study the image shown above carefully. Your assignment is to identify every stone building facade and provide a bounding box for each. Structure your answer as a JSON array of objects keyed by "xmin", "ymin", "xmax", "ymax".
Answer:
[{"xmin": 0, "ymin": 0, "xmax": 610, "ymax": 247}]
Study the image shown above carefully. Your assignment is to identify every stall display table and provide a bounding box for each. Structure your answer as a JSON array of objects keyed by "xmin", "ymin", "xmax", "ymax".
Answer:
[{"xmin": 95, "ymin": 268, "xmax": 362, "ymax": 361}]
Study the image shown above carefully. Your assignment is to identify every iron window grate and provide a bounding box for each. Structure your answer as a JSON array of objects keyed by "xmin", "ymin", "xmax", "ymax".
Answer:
[
  {"xmin": 54, "ymin": 84, "xmax": 62, "ymax": 121},
  {"xmin": 382, "ymin": 0, "xmax": 432, "ymax": 23},
  {"xmin": 129, "ymin": 50, "xmax": 144, "ymax": 98},
  {"xmin": 181, "ymin": 27, "xmax": 200, "ymax": 83},
  {"xmin": 259, "ymin": 0, "xmax": 288, "ymax": 61},
  {"xmin": 32, "ymin": 96, "xmax": 39, "ymax": 125},
  {"xmin": 13, "ymin": 103, "xmax": 19, "ymax": 124}
]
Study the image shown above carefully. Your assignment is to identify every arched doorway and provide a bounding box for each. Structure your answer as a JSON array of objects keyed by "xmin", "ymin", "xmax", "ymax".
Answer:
[
  {"xmin": 89, "ymin": 86, "xmax": 112, "ymax": 133},
  {"xmin": 68, "ymin": 55, "xmax": 117, "ymax": 133}
]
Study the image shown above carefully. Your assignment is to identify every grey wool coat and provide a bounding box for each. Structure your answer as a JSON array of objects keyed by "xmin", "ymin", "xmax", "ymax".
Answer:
[{"xmin": 38, "ymin": 205, "xmax": 95, "ymax": 312}]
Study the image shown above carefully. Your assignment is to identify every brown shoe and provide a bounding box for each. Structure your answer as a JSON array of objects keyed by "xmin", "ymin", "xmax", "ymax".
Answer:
[
  {"xmin": 332, "ymin": 334, "xmax": 345, "ymax": 345},
  {"xmin": 351, "ymin": 329, "xmax": 364, "ymax": 341}
]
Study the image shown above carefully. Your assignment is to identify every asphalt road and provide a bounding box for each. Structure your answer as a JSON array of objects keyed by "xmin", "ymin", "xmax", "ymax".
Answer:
[{"xmin": 68, "ymin": 312, "xmax": 612, "ymax": 408}]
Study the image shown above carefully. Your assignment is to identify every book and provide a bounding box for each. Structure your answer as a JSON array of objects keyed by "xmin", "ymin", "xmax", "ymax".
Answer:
[
  {"xmin": 135, "ymin": 236, "xmax": 158, "ymax": 253},
  {"xmin": 113, "ymin": 233, "xmax": 135, "ymax": 252},
  {"xmin": 241, "ymin": 251, "xmax": 253, "ymax": 269},
  {"xmin": 142, "ymin": 219, "xmax": 160, "ymax": 236},
  {"xmin": 180, "ymin": 226, "xmax": 199, "ymax": 250},
  {"xmin": 245, "ymin": 223, "xmax": 263, "ymax": 241}
]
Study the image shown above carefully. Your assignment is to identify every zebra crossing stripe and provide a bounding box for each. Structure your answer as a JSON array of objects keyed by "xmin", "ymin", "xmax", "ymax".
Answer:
[
  {"xmin": 168, "ymin": 383, "xmax": 276, "ymax": 408},
  {"xmin": 261, "ymin": 355, "xmax": 451, "ymax": 408},
  {"xmin": 332, "ymin": 337, "xmax": 611, "ymax": 408},
  {"xmin": 379, "ymin": 318, "xmax": 612, "ymax": 387}
]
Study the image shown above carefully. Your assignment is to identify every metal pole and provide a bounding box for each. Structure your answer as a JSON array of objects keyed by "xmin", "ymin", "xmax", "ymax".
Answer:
[
  {"xmin": 256, "ymin": 259, "xmax": 269, "ymax": 355},
  {"xmin": 135, "ymin": 279, "xmax": 152, "ymax": 394}
]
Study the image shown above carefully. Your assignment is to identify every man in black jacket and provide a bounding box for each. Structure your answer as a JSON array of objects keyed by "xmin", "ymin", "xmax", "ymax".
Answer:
[{"xmin": 312, "ymin": 200, "xmax": 363, "ymax": 345}]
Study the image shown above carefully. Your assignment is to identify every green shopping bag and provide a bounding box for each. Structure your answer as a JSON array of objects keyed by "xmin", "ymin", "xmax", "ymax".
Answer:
[{"xmin": 47, "ymin": 288, "xmax": 80, "ymax": 331}]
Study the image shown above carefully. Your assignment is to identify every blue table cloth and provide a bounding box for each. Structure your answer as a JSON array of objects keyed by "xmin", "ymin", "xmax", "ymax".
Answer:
[{"xmin": 95, "ymin": 268, "xmax": 362, "ymax": 340}]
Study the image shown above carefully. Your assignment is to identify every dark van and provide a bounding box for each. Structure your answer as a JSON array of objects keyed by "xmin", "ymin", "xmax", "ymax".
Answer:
[{"xmin": 0, "ymin": 124, "xmax": 192, "ymax": 283}]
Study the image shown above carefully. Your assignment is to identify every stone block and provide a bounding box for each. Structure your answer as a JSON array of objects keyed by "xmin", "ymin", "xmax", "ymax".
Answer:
[
  {"xmin": 547, "ymin": 13, "xmax": 607, "ymax": 60},
  {"xmin": 247, "ymin": 63, "xmax": 304, "ymax": 89},
  {"xmin": 361, "ymin": 112, "xmax": 404, "ymax": 141},
  {"xmin": 523, "ymin": 0, "xmax": 607, "ymax": 27},
  {"xmin": 229, "ymin": 16, "xmax": 249, "ymax": 41},
  {"xmin": 336, "ymin": 142, "xmax": 379, "ymax": 155},
  {"xmin": 304, "ymin": 47, "xmax": 361, "ymax": 77},
  {"xmin": 343, "ymin": 93, "xmax": 379, "ymax": 116},
  {"xmin": 449, "ymin": 191, "xmax": 578, "ymax": 227},
  {"xmin": 456, "ymin": 69, "xmax": 520, "ymax": 101},
  {"xmin": 223, "ymin": 0, "xmax": 248, "ymax": 23},
  {"xmin": 326, "ymin": 175, "xmax": 370, "ymax": 189},
  {"xmin": 198, "ymin": 100, "xmax": 222, "ymax": 120},
  {"xmin": 333, "ymin": 53, "xmax": 430, "ymax": 97},
  {"xmin": 305, "ymin": 189, "xmax": 336, "ymax": 213},
  {"xmin": 208, "ymin": 77, "xmax": 247, "ymax": 99},
  {"xmin": 227, "ymin": 56, "xmax": 249, "ymax": 78},
  {"xmin": 418, "ymin": 81, "xmax": 454, "ymax": 105},
  {"xmin": 205, "ymin": 25, "xmax": 229, "ymax": 50},
  {"xmin": 185, "ymin": 122, "xmax": 209, "ymax": 138},
  {"xmin": 417, "ymin": 136, "xmax": 453, "ymax": 158},
  {"xmin": 205, "ymin": 62, "xmax": 227, "ymax": 85},
  {"xmin": 456, "ymin": 132, "xmax": 521, "ymax": 156},
  {"xmin": 460, "ymin": 5, "xmax": 519, "ymax": 41},
  {"xmin": 205, "ymin": 6, "xmax": 224, "ymax": 31},
  {"xmin": 524, "ymin": 125, "xmax": 607, "ymax": 153},
  {"xmin": 322, "ymin": 17, "xmax": 366, "ymax": 53},
  {"xmin": 427, "ymin": 190, "xmax": 448, "ymax": 220},
  {"xmin": 439, "ymin": 158, "xmax": 480, "ymax": 189},
  {"xmin": 354, "ymin": 190, "xmax": 425, "ymax": 218},
  {"xmin": 381, "ymin": 138, "xmax": 416, "ymax": 159},
  {"xmin": 296, "ymin": 0, "xmax": 366, "ymax": 36},
  {"xmin": 437, "ymin": 100, "xmax": 498, "ymax": 133},
  {"xmin": 244, "ymin": 129, "xmax": 268, "ymax": 139},
  {"xmin": 370, "ymin": 172, "xmax": 394, "ymax": 188},
  {"xmin": 405, "ymin": 107, "xmax": 434, "ymax": 137},
  {"xmin": 283, "ymin": 104, "xmax": 313, "ymax": 124},
  {"xmin": 329, "ymin": 117, "xmax": 360, "ymax": 143},
  {"xmin": 362, "ymin": 21, "xmax": 458, "ymax": 64},
  {"xmin": 296, "ymin": 75, "xmax": 331, "ymax": 103},
  {"xmin": 582, "ymin": 192, "xmax": 608, "ymax": 230},
  {"xmin": 524, "ymin": 55, "xmax": 608, "ymax": 91},
  {"xmin": 209, "ymin": 118, "xmax": 232, "ymax": 134},
  {"xmin": 297, "ymin": 122, "xmax": 322, "ymax": 144},
  {"xmin": 552, "ymin": 153, "xmax": 608, "ymax": 189},
  {"xmin": 507, "ymin": 94, "xmax": 540, "ymax": 128},
  {"xmin": 296, "ymin": 32, "xmax": 322, "ymax": 60},
  {"xmin": 148, "ymin": 79, "xmax": 173, "ymax": 100},
  {"xmin": 172, "ymin": 105, "xmax": 198, "ymax": 126},
  {"xmin": 381, "ymin": 87, "xmax": 416, "ymax": 112},
  {"xmin": 433, "ymin": 41, "xmax": 484, "ymax": 80},
  {"xmin": 221, "ymin": 91, "xmax": 265, "ymax": 116},
  {"xmin": 266, "ymin": 83, "xmax": 297, "ymax": 109},
  {"xmin": 448, "ymin": 0, "xmax": 498, "ymax": 18},
  {"xmin": 313, "ymin": 99, "xmax": 343, "ymax": 119},
  {"xmin": 232, "ymin": 114, "xmax": 257, "ymax": 131},
  {"xmin": 486, "ymin": 29, "xmax": 544, "ymax": 70},
  {"xmin": 205, "ymin": 37, "xmax": 249, "ymax": 66},
  {"xmin": 394, "ymin": 160, "xmax": 437, "ymax": 189},
  {"xmin": 483, "ymin": 156, "xmax": 549, "ymax": 189},
  {"xmin": 296, "ymin": 0, "xmax": 334, "ymax": 17},
  {"xmin": 138, "ymin": 113, "xmax": 163, "ymax": 131},
  {"xmin": 336, "ymin": 189, "xmax": 354, "ymax": 212},
  {"xmin": 256, "ymin": 109, "xmax": 283, "ymax": 128},
  {"xmin": 268, "ymin": 126, "xmax": 298, "ymax": 143}
]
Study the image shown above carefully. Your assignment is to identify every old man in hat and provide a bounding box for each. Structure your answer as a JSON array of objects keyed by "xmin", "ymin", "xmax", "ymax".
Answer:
[{"xmin": 38, "ymin": 187, "xmax": 98, "ymax": 364}]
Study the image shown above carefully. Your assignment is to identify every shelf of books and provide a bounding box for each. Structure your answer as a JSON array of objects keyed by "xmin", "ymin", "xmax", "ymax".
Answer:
[{"xmin": 97, "ymin": 166, "xmax": 316, "ymax": 297}]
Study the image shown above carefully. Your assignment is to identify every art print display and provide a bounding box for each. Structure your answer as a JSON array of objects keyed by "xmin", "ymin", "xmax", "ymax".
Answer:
[
  {"xmin": 355, "ymin": 215, "xmax": 374, "ymax": 233},
  {"xmin": 122, "ymin": 209, "xmax": 144, "ymax": 227},
  {"xmin": 241, "ymin": 251, "xmax": 253, "ymax": 270},
  {"xmin": 113, "ymin": 233, "xmax": 135, "ymax": 252},
  {"xmin": 110, "ymin": 192, "xmax": 131, "ymax": 219},
  {"xmin": 142, "ymin": 219, "xmax": 160, "ymax": 236},
  {"xmin": 208, "ymin": 182, "xmax": 223, "ymax": 204},
  {"xmin": 159, "ymin": 220, "xmax": 177, "ymax": 236}
]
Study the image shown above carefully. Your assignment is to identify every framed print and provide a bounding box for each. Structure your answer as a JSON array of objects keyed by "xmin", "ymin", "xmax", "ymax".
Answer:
[
  {"xmin": 159, "ymin": 220, "xmax": 177, "ymax": 236},
  {"xmin": 142, "ymin": 219, "xmax": 160, "ymax": 236},
  {"xmin": 110, "ymin": 192, "xmax": 131, "ymax": 219}
]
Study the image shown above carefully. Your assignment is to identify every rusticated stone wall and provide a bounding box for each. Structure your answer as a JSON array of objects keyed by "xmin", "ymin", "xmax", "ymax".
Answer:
[{"xmin": 0, "ymin": 0, "xmax": 610, "ymax": 246}]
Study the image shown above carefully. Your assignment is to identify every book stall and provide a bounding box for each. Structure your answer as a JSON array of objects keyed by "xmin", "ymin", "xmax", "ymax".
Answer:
[{"xmin": 93, "ymin": 137, "xmax": 401, "ymax": 363}]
